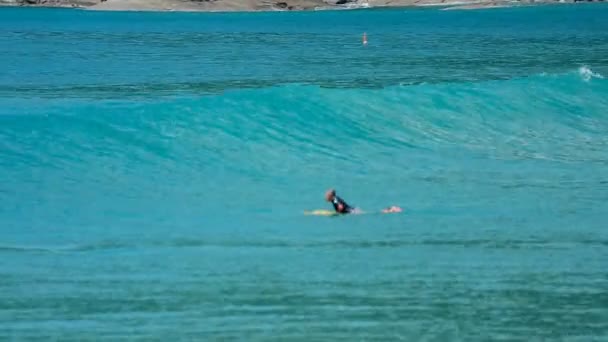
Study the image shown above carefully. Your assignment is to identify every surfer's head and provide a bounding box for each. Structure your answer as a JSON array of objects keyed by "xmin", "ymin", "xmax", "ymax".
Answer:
[{"xmin": 325, "ymin": 189, "xmax": 336, "ymax": 202}]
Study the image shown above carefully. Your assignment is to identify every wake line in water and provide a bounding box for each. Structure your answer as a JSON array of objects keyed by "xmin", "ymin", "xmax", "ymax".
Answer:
[
  {"xmin": 0, "ymin": 241, "xmax": 130, "ymax": 254},
  {"xmin": 0, "ymin": 67, "xmax": 604, "ymax": 100},
  {"xmin": 2, "ymin": 238, "xmax": 607, "ymax": 254}
]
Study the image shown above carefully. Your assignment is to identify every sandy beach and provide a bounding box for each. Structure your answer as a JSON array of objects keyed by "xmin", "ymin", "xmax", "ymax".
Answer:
[
  {"xmin": 0, "ymin": 0, "xmax": 582, "ymax": 12},
  {"xmin": 89, "ymin": 0, "xmax": 330, "ymax": 12},
  {"xmin": 88, "ymin": 0, "xmax": 422, "ymax": 12}
]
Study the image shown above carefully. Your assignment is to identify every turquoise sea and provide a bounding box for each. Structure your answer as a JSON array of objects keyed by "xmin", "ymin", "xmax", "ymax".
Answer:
[{"xmin": 1, "ymin": 4, "xmax": 608, "ymax": 340}]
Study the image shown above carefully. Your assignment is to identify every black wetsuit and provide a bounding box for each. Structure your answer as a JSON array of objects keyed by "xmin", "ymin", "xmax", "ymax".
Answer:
[{"xmin": 331, "ymin": 195, "xmax": 353, "ymax": 214}]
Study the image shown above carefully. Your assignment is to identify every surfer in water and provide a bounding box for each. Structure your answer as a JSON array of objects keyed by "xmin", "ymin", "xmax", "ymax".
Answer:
[
  {"xmin": 325, "ymin": 189, "xmax": 355, "ymax": 214},
  {"xmin": 325, "ymin": 189, "xmax": 402, "ymax": 214}
]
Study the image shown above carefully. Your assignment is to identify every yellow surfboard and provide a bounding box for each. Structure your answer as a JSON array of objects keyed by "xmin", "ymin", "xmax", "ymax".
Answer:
[
  {"xmin": 304, "ymin": 206, "xmax": 402, "ymax": 217},
  {"xmin": 304, "ymin": 209, "xmax": 340, "ymax": 217}
]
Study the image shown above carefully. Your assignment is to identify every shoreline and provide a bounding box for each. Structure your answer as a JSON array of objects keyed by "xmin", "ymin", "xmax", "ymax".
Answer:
[{"xmin": 0, "ymin": 0, "xmax": 598, "ymax": 12}]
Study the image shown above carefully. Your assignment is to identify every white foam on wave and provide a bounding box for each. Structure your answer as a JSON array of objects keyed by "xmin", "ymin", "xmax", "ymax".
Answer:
[{"xmin": 578, "ymin": 66, "xmax": 604, "ymax": 82}]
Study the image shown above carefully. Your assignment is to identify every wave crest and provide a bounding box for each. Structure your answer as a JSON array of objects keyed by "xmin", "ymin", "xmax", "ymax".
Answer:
[{"xmin": 579, "ymin": 65, "xmax": 604, "ymax": 82}]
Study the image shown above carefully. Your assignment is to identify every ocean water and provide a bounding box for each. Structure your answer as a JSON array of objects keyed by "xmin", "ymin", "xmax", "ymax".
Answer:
[{"xmin": 1, "ymin": 4, "xmax": 608, "ymax": 340}]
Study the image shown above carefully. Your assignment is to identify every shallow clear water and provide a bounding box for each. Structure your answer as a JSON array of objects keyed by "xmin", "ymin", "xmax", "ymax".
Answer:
[{"xmin": 1, "ymin": 4, "xmax": 608, "ymax": 340}]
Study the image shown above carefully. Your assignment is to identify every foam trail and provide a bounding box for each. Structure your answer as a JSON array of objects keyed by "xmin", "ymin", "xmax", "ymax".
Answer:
[{"xmin": 579, "ymin": 65, "xmax": 604, "ymax": 82}]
